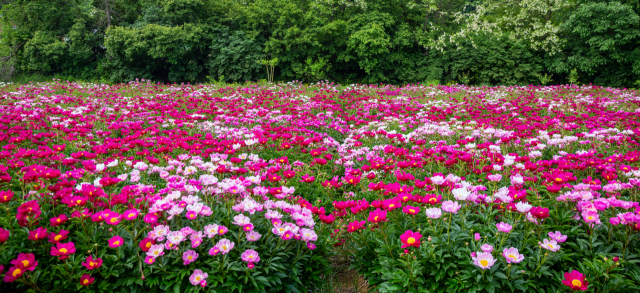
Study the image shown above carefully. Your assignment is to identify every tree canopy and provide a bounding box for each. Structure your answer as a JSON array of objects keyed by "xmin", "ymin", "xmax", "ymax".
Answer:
[{"xmin": 1, "ymin": 0, "xmax": 639, "ymax": 87}]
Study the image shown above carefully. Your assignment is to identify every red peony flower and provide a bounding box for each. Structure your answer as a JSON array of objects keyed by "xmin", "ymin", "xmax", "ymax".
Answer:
[{"xmin": 80, "ymin": 274, "xmax": 95, "ymax": 286}]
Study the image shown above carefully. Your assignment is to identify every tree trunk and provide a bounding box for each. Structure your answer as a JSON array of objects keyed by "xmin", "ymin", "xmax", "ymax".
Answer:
[{"xmin": 105, "ymin": 0, "xmax": 111, "ymax": 28}]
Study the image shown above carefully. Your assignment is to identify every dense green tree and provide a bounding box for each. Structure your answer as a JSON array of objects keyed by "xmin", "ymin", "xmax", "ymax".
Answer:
[
  {"xmin": 549, "ymin": 1, "xmax": 640, "ymax": 87},
  {"xmin": 1, "ymin": 0, "xmax": 639, "ymax": 87}
]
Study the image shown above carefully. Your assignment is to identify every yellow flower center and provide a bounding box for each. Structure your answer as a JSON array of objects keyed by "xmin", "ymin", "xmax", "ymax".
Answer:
[
  {"xmin": 146, "ymin": 243, "xmax": 152, "ymax": 248},
  {"xmin": 407, "ymin": 237, "xmax": 415, "ymax": 244},
  {"xmin": 480, "ymin": 260, "xmax": 488, "ymax": 267},
  {"xmin": 154, "ymin": 251, "xmax": 159, "ymax": 255},
  {"xmin": 572, "ymin": 280, "xmax": 582, "ymax": 287},
  {"xmin": 60, "ymin": 248, "xmax": 68, "ymax": 254},
  {"xmin": 110, "ymin": 218, "xmax": 117, "ymax": 223},
  {"xmin": 249, "ymin": 255, "xmax": 254, "ymax": 258},
  {"xmin": 374, "ymin": 216, "xmax": 379, "ymax": 221},
  {"xmin": 549, "ymin": 244, "xmax": 554, "ymax": 249},
  {"xmin": 509, "ymin": 255, "xmax": 516, "ymax": 260},
  {"xmin": 222, "ymin": 245, "xmax": 227, "ymax": 250},
  {"xmin": 13, "ymin": 268, "xmax": 22, "ymax": 277},
  {"xmin": 188, "ymin": 256, "xmax": 192, "ymax": 260},
  {"xmin": 54, "ymin": 235, "xmax": 62, "ymax": 241},
  {"xmin": 219, "ymin": 229, "xmax": 224, "ymax": 234},
  {"xmin": 113, "ymin": 241, "xmax": 120, "ymax": 245},
  {"xmin": 90, "ymin": 262, "xmax": 96, "ymax": 266},
  {"xmin": 22, "ymin": 260, "xmax": 29, "ymax": 267},
  {"xmin": 410, "ymin": 209, "xmax": 415, "ymax": 213},
  {"xmin": 196, "ymin": 276, "xmax": 201, "ymax": 281}
]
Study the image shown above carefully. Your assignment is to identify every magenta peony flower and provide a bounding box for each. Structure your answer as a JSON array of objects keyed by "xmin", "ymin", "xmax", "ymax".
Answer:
[
  {"xmin": 82, "ymin": 255, "xmax": 103, "ymax": 270},
  {"xmin": 562, "ymin": 270, "xmax": 588, "ymax": 291},
  {"xmin": 108, "ymin": 235, "xmax": 124, "ymax": 248},
  {"xmin": 10, "ymin": 253, "xmax": 38, "ymax": 271},
  {"xmin": 50, "ymin": 242, "xmax": 76, "ymax": 260},
  {"xmin": 400, "ymin": 230, "xmax": 422, "ymax": 248}
]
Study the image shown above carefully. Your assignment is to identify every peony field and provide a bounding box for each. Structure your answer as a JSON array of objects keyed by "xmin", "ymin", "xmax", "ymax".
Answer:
[{"xmin": 0, "ymin": 80, "xmax": 640, "ymax": 292}]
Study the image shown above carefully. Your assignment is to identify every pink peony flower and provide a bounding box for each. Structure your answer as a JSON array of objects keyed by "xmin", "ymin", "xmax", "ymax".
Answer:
[
  {"xmin": 189, "ymin": 269, "xmax": 208, "ymax": 286},
  {"xmin": 425, "ymin": 207, "xmax": 442, "ymax": 219},
  {"xmin": 241, "ymin": 249, "xmax": 261, "ymax": 266},
  {"xmin": 541, "ymin": 239, "xmax": 561, "ymax": 252},
  {"xmin": 496, "ymin": 222, "xmax": 513, "ymax": 233},
  {"xmin": 472, "ymin": 252, "xmax": 496, "ymax": 269},
  {"xmin": 246, "ymin": 230, "xmax": 262, "ymax": 242},
  {"xmin": 441, "ymin": 200, "xmax": 461, "ymax": 213},
  {"xmin": 502, "ymin": 247, "xmax": 524, "ymax": 263},
  {"xmin": 548, "ymin": 231, "xmax": 568, "ymax": 243},
  {"xmin": 147, "ymin": 244, "xmax": 164, "ymax": 258},
  {"xmin": 182, "ymin": 250, "xmax": 199, "ymax": 265},
  {"xmin": 480, "ymin": 244, "xmax": 494, "ymax": 253},
  {"xmin": 215, "ymin": 238, "xmax": 234, "ymax": 254}
]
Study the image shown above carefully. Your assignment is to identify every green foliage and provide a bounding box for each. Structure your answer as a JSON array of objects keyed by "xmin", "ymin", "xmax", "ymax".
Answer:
[
  {"xmin": 293, "ymin": 57, "xmax": 332, "ymax": 83},
  {"xmin": 104, "ymin": 23, "xmax": 212, "ymax": 82},
  {"xmin": 535, "ymin": 73, "xmax": 554, "ymax": 86},
  {"xmin": 568, "ymin": 68, "xmax": 579, "ymax": 85},
  {"xmin": 550, "ymin": 1, "xmax": 640, "ymax": 87},
  {"xmin": 429, "ymin": 34, "xmax": 545, "ymax": 85},
  {"xmin": 1, "ymin": 0, "xmax": 640, "ymax": 86},
  {"xmin": 206, "ymin": 29, "xmax": 265, "ymax": 83}
]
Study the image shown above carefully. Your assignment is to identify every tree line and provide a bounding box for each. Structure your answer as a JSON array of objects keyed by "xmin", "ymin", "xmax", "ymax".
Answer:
[{"xmin": 0, "ymin": 0, "xmax": 639, "ymax": 87}]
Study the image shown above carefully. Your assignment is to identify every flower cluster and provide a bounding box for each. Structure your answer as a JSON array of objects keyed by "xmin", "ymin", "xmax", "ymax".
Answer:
[{"xmin": 0, "ymin": 81, "xmax": 638, "ymax": 292}]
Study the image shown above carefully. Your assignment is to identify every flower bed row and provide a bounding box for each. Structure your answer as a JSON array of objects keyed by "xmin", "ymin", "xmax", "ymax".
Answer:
[{"xmin": 0, "ymin": 80, "xmax": 639, "ymax": 292}]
